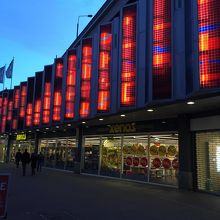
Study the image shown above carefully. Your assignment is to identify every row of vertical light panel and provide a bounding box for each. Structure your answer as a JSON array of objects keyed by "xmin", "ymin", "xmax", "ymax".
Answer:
[
  {"xmin": 33, "ymin": 73, "xmax": 43, "ymax": 126},
  {"xmin": 12, "ymin": 88, "xmax": 20, "ymax": 130},
  {"xmin": 97, "ymin": 24, "xmax": 112, "ymax": 112},
  {"xmin": 121, "ymin": 5, "xmax": 137, "ymax": 107},
  {"xmin": 153, "ymin": 0, "xmax": 172, "ymax": 99},
  {"xmin": 65, "ymin": 51, "xmax": 77, "ymax": 119},
  {"xmin": 80, "ymin": 39, "xmax": 92, "ymax": 118},
  {"xmin": 198, "ymin": 0, "xmax": 220, "ymax": 88},
  {"xmin": 42, "ymin": 82, "xmax": 51, "ymax": 124},
  {"xmin": 26, "ymin": 103, "xmax": 33, "ymax": 127},
  {"xmin": 19, "ymin": 84, "xmax": 27, "ymax": 129},
  {"xmin": 0, "ymin": 95, "xmax": 2, "ymax": 130},
  {"xmin": 52, "ymin": 60, "xmax": 63, "ymax": 122},
  {"xmin": 33, "ymin": 99, "xmax": 41, "ymax": 126},
  {"xmin": 1, "ymin": 93, "xmax": 8, "ymax": 133}
]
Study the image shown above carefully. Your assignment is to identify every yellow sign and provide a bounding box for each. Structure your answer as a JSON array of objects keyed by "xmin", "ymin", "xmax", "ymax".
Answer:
[
  {"xmin": 16, "ymin": 134, "xmax": 26, "ymax": 141},
  {"xmin": 109, "ymin": 123, "xmax": 136, "ymax": 134}
]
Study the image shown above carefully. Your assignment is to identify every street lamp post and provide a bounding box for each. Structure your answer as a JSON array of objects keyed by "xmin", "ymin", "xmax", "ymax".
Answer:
[{"xmin": 76, "ymin": 15, "xmax": 93, "ymax": 38}]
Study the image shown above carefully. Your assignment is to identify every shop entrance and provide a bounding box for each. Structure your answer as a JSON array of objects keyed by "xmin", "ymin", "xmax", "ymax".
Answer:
[
  {"xmin": 196, "ymin": 131, "xmax": 220, "ymax": 194},
  {"xmin": 0, "ymin": 139, "xmax": 7, "ymax": 162},
  {"xmin": 82, "ymin": 133, "xmax": 179, "ymax": 186},
  {"xmin": 10, "ymin": 140, "xmax": 35, "ymax": 162},
  {"xmin": 39, "ymin": 137, "xmax": 76, "ymax": 171}
]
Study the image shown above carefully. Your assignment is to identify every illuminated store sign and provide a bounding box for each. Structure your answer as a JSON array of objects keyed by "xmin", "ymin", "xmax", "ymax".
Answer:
[
  {"xmin": 109, "ymin": 123, "xmax": 136, "ymax": 134},
  {"xmin": 16, "ymin": 134, "xmax": 26, "ymax": 141}
]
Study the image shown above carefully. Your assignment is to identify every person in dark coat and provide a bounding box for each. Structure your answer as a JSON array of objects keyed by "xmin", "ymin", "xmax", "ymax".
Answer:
[
  {"xmin": 15, "ymin": 149, "xmax": 22, "ymax": 168},
  {"xmin": 21, "ymin": 149, "xmax": 30, "ymax": 176},
  {"xmin": 37, "ymin": 152, "xmax": 44, "ymax": 172},
  {"xmin": 30, "ymin": 152, "xmax": 38, "ymax": 176}
]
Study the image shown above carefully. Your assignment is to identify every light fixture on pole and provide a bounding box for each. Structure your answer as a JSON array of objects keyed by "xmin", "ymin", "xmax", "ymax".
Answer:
[{"xmin": 76, "ymin": 14, "xmax": 93, "ymax": 38}]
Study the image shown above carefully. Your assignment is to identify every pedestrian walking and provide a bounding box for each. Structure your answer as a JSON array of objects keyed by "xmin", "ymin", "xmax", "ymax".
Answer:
[
  {"xmin": 15, "ymin": 149, "xmax": 22, "ymax": 168},
  {"xmin": 21, "ymin": 149, "xmax": 30, "ymax": 176},
  {"xmin": 30, "ymin": 152, "xmax": 38, "ymax": 176},
  {"xmin": 37, "ymin": 152, "xmax": 44, "ymax": 172}
]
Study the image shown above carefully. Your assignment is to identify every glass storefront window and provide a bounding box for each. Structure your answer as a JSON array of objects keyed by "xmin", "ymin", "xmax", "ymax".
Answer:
[
  {"xmin": 82, "ymin": 133, "xmax": 178, "ymax": 186},
  {"xmin": 122, "ymin": 135, "xmax": 148, "ymax": 181},
  {"xmin": 149, "ymin": 134, "xmax": 179, "ymax": 186},
  {"xmin": 39, "ymin": 137, "xmax": 76, "ymax": 171},
  {"xmin": 196, "ymin": 131, "xmax": 220, "ymax": 193},
  {"xmin": 82, "ymin": 137, "xmax": 100, "ymax": 174},
  {"xmin": 100, "ymin": 136, "xmax": 122, "ymax": 177},
  {"xmin": 10, "ymin": 140, "xmax": 35, "ymax": 162}
]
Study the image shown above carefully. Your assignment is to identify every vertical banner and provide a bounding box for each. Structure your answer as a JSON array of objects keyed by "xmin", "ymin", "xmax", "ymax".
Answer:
[{"xmin": 0, "ymin": 174, "xmax": 10, "ymax": 218}]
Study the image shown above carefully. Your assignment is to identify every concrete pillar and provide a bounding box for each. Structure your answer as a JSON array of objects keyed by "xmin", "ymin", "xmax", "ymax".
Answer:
[
  {"xmin": 5, "ymin": 135, "xmax": 11, "ymax": 163},
  {"xmin": 74, "ymin": 126, "xmax": 83, "ymax": 174},
  {"xmin": 178, "ymin": 114, "xmax": 193, "ymax": 190}
]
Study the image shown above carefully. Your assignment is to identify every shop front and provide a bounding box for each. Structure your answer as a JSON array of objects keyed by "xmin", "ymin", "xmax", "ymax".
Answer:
[
  {"xmin": 191, "ymin": 115, "xmax": 220, "ymax": 194},
  {"xmin": 81, "ymin": 120, "xmax": 179, "ymax": 187},
  {"xmin": 9, "ymin": 133, "xmax": 35, "ymax": 162},
  {"xmin": 0, "ymin": 138, "xmax": 7, "ymax": 163},
  {"xmin": 39, "ymin": 137, "xmax": 76, "ymax": 171}
]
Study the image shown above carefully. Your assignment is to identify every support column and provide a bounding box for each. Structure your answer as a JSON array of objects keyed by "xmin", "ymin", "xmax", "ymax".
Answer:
[
  {"xmin": 74, "ymin": 126, "xmax": 83, "ymax": 174},
  {"xmin": 178, "ymin": 114, "xmax": 193, "ymax": 190},
  {"xmin": 34, "ymin": 132, "xmax": 39, "ymax": 153},
  {"xmin": 6, "ymin": 135, "xmax": 11, "ymax": 163}
]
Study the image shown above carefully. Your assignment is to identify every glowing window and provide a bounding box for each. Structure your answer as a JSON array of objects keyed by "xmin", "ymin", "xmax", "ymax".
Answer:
[
  {"xmin": 80, "ymin": 39, "xmax": 92, "ymax": 118},
  {"xmin": 198, "ymin": 0, "xmax": 220, "ymax": 88},
  {"xmin": 121, "ymin": 5, "xmax": 137, "ymax": 107},
  {"xmin": 153, "ymin": 0, "xmax": 172, "ymax": 99},
  {"xmin": 97, "ymin": 24, "xmax": 112, "ymax": 112}
]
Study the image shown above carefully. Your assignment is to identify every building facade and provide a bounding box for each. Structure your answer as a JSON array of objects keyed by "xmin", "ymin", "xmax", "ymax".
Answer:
[{"xmin": 0, "ymin": 0, "xmax": 220, "ymax": 194}]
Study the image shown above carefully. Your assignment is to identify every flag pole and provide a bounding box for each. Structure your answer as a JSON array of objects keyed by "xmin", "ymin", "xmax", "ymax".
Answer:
[
  {"xmin": 10, "ymin": 57, "xmax": 14, "ymax": 89},
  {"xmin": 3, "ymin": 64, "xmax": 6, "ymax": 90}
]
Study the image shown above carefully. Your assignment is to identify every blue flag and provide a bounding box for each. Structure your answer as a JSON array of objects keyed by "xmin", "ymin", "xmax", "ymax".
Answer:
[
  {"xmin": 0, "ymin": 65, "xmax": 5, "ymax": 83},
  {"xmin": 6, "ymin": 59, "xmax": 14, "ymax": 78}
]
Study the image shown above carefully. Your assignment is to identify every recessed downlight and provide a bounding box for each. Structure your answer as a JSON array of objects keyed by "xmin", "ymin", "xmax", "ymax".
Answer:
[
  {"xmin": 99, "ymin": 118, "xmax": 104, "ymax": 121},
  {"xmin": 82, "ymin": 121, "xmax": 86, "ymax": 124},
  {"xmin": 56, "ymin": 126, "xmax": 59, "ymax": 128},
  {"xmin": 28, "ymin": 130, "xmax": 31, "ymax": 133},
  {"xmin": 67, "ymin": 124, "xmax": 71, "ymax": 127},
  {"xmin": 120, "ymin": 114, "xmax": 126, "ymax": 117},
  {"xmin": 46, "ymin": 127, "xmax": 49, "ymax": 130},
  {"xmin": 187, "ymin": 101, "xmax": 195, "ymax": 105},
  {"xmin": 147, "ymin": 109, "xmax": 154, "ymax": 112}
]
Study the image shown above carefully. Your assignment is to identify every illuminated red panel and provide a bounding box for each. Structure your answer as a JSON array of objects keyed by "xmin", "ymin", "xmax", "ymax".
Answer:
[
  {"xmin": 26, "ymin": 103, "xmax": 32, "ymax": 127},
  {"xmin": 19, "ymin": 85, "xmax": 27, "ymax": 118},
  {"xmin": 153, "ymin": 0, "xmax": 172, "ymax": 99},
  {"xmin": 7, "ymin": 100, "xmax": 13, "ymax": 121},
  {"xmin": 33, "ymin": 99, "xmax": 41, "ymax": 125},
  {"xmin": 65, "ymin": 51, "xmax": 76, "ymax": 119},
  {"xmin": 14, "ymin": 89, "xmax": 20, "ymax": 108},
  {"xmin": 53, "ymin": 91, "xmax": 62, "ymax": 121},
  {"xmin": 0, "ymin": 96, "xmax": 2, "ymax": 120},
  {"xmin": 80, "ymin": 39, "xmax": 92, "ymax": 118},
  {"xmin": 56, "ymin": 63, "xmax": 63, "ymax": 78},
  {"xmin": 1, "ymin": 96, "xmax": 8, "ymax": 133},
  {"xmin": 121, "ymin": 5, "xmax": 136, "ymax": 106},
  {"xmin": 198, "ymin": 0, "xmax": 220, "ymax": 88},
  {"xmin": 52, "ymin": 61, "xmax": 63, "ymax": 122},
  {"xmin": 42, "ymin": 82, "xmax": 51, "ymax": 124},
  {"xmin": 97, "ymin": 24, "xmax": 112, "ymax": 112},
  {"xmin": 12, "ymin": 119, "xmax": 18, "ymax": 130}
]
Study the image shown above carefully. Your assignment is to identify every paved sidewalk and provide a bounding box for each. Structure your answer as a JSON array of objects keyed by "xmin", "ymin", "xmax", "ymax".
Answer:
[{"xmin": 0, "ymin": 163, "xmax": 220, "ymax": 220}]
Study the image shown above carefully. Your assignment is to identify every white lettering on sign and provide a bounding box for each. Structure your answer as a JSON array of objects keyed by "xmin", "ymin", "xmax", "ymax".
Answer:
[
  {"xmin": 0, "ymin": 182, "xmax": 7, "ymax": 191},
  {"xmin": 109, "ymin": 123, "xmax": 136, "ymax": 134}
]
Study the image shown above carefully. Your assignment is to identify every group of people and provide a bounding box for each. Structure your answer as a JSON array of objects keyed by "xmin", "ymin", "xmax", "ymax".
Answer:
[{"xmin": 15, "ymin": 149, "xmax": 44, "ymax": 176}]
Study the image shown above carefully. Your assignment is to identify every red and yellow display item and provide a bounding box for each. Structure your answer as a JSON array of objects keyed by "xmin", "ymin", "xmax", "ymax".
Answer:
[
  {"xmin": 153, "ymin": 0, "xmax": 171, "ymax": 99},
  {"xmin": 198, "ymin": 0, "xmax": 220, "ymax": 88},
  {"xmin": 80, "ymin": 38, "xmax": 92, "ymax": 118},
  {"xmin": 97, "ymin": 24, "xmax": 112, "ymax": 112},
  {"xmin": 65, "ymin": 51, "xmax": 77, "ymax": 119},
  {"xmin": 121, "ymin": 5, "xmax": 136, "ymax": 107}
]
